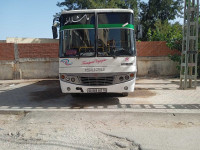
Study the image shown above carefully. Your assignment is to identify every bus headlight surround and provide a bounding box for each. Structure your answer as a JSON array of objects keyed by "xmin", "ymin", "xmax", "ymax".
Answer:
[
  {"xmin": 71, "ymin": 77, "xmax": 75, "ymax": 82},
  {"xmin": 114, "ymin": 72, "xmax": 136, "ymax": 84},
  {"xmin": 119, "ymin": 76, "xmax": 124, "ymax": 81},
  {"xmin": 125, "ymin": 75, "xmax": 129, "ymax": 80},
  {"xmin": 66, "ymin": 77, "xmax": 70, "ymax": 81},
  {"xmin": 60, "ymin": 74, "xmax": 80, "ymax": 84}
]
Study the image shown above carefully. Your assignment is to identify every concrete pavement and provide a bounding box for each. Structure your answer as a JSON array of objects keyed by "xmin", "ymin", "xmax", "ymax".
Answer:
[
  {"xmin": 0, "ymin": 78, "xmax": 200, "ymax": 113},
  {"xmin": 1, "ymin": 78, "xmax": 200, "ymax": 150}
]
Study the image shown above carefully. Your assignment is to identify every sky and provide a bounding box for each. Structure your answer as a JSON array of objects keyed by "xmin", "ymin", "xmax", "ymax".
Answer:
[
  {"xmin": 0, "ymin": 0, "xmax": 179, "ymax": 40},
  {"xmin": 0, "ymin": 0, "xmax": 61, "ymax": 40}
]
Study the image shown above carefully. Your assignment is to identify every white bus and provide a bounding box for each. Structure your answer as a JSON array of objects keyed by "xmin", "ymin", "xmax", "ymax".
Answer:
[{"xmin": 52, "ymin": 9, "xmax": 137, "ymax": 96}]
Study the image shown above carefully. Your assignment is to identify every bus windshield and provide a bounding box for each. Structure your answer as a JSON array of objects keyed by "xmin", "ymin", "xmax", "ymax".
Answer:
[
  {"xmin": 63, "ymin": 29, "xmax": 95, "ymax": 57},
  {"xmin": 98, "ymin": 28, "xmax": 134, "ymax": 57},
  {"xmin": 60, "ymin": 13, "xmax": 95, "ymax": 58},
  {"xmin": 60, "ymin": 12, "xmax": 135, "ymax": 58},
  {"xmin": 97, "ymin": 13, "xmax": 134, "ymax": 57}
]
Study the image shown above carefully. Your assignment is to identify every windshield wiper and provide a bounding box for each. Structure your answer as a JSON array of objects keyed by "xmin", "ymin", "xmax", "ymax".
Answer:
[
  {"xmin": 77, "ymin": 52, "xmax": 81, "ymax": 59},
  {"xmin": 112, "ymin": 53, "xmax": 116, "ymax": 59}
]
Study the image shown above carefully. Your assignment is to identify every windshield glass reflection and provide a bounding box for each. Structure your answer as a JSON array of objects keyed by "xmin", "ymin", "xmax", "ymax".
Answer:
[{"xmin": 62, "ymin": 29, "xmax": 95, "ymax": 58}]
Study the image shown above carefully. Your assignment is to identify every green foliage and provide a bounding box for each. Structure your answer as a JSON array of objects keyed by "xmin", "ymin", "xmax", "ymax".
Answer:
[
  {"xmin": 147, "ymin": 19, "xmax": 200, "ymax": 77},
  {"xmin": 167, "ymin": 22, "xmax": 200, "ymax": 77},
  {"xmin": 57, "ymin": 0, "xmax": 124, "ymax": 10},
  {"xmin": 147, "ymin": 20, "xmax": 183, "ymax": 70},
  {"xmin": 55, "ymin": 0, "xmax": 139, "ymax": 21},
  {"xmin": 147, "ymin": 20, "xmax": 182, "ymax": 44},
  {"xmin": 168, "ymin": 54, "xmax": 181, "ymax": 70},
  {"xmin": 139, "ymin": 0, "xmax": 183, "ymax": 40}
]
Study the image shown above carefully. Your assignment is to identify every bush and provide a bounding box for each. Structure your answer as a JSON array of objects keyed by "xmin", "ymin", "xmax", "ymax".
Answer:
[{"xmin": 147, "ymin": 20, "xmax": 183, "ymax": 71}]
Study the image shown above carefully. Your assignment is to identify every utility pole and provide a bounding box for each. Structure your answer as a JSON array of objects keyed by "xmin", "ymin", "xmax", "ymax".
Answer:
[{"xmin": 180, "ymin": 0, "xmax": 199, "ymax": 89}]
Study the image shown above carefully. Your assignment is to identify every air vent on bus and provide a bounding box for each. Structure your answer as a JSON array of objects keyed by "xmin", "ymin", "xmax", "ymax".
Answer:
[{"xmin": 80, "ymin": 76, "xmax": 114, "ymax": 86}]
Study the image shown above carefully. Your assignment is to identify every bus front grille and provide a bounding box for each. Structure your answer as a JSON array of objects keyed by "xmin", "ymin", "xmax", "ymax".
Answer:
[{"xmin": 80, "ymin": 76, "xmax": 114, "ymax": 86}]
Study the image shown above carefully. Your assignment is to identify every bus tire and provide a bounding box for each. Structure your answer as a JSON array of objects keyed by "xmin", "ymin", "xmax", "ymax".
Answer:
[
  {"xmin": 71, "ymin": 93, "xmax": 81, "ymax": 97},
  {"xmin": 122, "ymin": 92, "xmax": 128, "ymax": 97}
]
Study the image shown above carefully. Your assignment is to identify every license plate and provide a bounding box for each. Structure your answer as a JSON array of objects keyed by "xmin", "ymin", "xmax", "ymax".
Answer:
[{"xmin": 87, "ymin": 88, "xmax": 107, "ymax": 93}]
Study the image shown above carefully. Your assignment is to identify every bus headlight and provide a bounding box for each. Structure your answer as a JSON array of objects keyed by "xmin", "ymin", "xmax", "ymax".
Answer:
[
  {"xmin": 66, "ymin": 77, "xmax": 70, "ymax": 82},
  {"xmin": 119, "ymin": 76, "xmax": 124, "ymax": 81},
  {"xmin": 114, "ymin": 73, "xmax": 135, "ymax": 84},
  {"xmin": 125, "ymin": 75, "xmax": 129, "ymax": 80},
  {"xmin": 60, "ymin": 74, "xmax": 80, "ymax": 84},
  {"xmin": 71, "ymin": 77, "xmax": 75, "ymax": 82}
]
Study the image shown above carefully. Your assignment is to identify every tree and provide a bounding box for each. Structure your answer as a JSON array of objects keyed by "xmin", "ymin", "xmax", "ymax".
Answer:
[
  {"xmin": 148, "ymin": 19, "xmax": 200, "ymax": 77},
  {"xmin": 139, "ymin": 0, "xmax": 183, "ymax": 40},
  {"xmin": 55, "ymin": 0, "xmax": 139, "ymax": 22},
  {"xmin": 147, "ymin": 20, "xmax": 182, "ymax": 43},
  {"xmin": 147, "ymin": 19, "xmax": 183, "ymax": 70},
  {"xmin": 56, "ymin": 0, "xmax": 138, "ymax": 10}
]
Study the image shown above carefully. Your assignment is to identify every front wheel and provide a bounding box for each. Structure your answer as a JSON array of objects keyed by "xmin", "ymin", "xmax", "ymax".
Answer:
[
  {"xmin": 122, "ymin": 92, "xmax": 128, "ymax": 97},
  {"xmin": 71, "ymin": 93, "xmax": 81, "ymax": 97}
]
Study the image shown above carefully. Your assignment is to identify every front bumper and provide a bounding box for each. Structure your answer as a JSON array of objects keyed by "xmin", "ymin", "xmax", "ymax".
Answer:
[{"xmin": 60, "ymin": 78, "xmax": 136, "ymax": 94}]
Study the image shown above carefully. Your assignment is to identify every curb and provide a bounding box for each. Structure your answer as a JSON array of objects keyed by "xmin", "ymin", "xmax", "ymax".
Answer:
[
  {"xmin": 0, "ymin": 108, "xmax": 200, "ymax": 114},
  {"xmin": 0, "ymin": 110, "xmax": 30, "ymax": 115}
]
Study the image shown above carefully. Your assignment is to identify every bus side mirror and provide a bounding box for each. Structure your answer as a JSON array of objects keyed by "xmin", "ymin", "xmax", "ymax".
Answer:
[
  {"xmin": 137, "ymin": 25, "xmax": 143, "ymax": 39},
  {"xmin": 52, "ymin": 26, "xmax": 58, "ymax": 39}
]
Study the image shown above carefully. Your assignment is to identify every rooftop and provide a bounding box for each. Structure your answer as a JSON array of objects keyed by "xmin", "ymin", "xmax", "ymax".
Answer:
[{"xmin": 61, "ymin": 9, "xmax": 133, "ymax": 14}]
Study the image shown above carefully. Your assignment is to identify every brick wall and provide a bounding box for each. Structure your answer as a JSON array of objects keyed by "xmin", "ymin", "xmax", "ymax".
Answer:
[
  {"xmin": 0, "ymin": 41, "xmax": 180, "ymax": 79},
  {"xmin": 0, "ymin": 43, "xmax": 15, "ymax": 60},
  {"xmin": 18, "ymin": 43, "xmax": 59, "ymax": 58},
  {"xmin": 136, "ymin": 41, "xmax": 180, "ymax": 57},
  {"xmin": 0, "ymin": 42, "xmax": 179, "ymax": 60}
]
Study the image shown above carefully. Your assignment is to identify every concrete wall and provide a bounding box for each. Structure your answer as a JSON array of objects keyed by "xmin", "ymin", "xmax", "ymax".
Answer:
[
  {"xmin": 137, "ymin": 57, "xmax": 179, "ymax": 76},
  {"xmin": 0, "ymin": 61, "xmax": 14, "ymax": 80},
  {"xmin": 19, "ymin": 58, "xmax": 58, "ymax": 79},
  {"xmin": 0, "ymin": 57, "xmax": 178, "ymax": 80},
  {"xmin": 0, "ymin": 60, "xmax": 59, "ymax": 80},
  {"xmin": 6, "ymin": 37, "xmax": 59, "ymax": 44},
  {"xmin": 0, "ymin": 43, "xmax": 59, "ymax": 79},
  {"xmin": 0, "ymin": 41, "xmax": 180, "ymax": 79}
]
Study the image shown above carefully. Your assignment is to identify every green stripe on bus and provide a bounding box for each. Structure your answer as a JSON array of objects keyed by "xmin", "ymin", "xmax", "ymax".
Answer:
[
  {"xmin": 60, "ymin": 24, "xmax": 134, "ymax": 30},
  {"xmin": 98, "ymin": 24, "xmax": 134, "ymax": 29},
  {"xmin": 61, "ymin": 24, "xmax": 95, "ymax": 30}
]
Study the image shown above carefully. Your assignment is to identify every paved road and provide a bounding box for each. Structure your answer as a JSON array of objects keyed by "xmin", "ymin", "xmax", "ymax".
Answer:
[
  {"xmin": 0, "ymin": 78, "xmax": 200, "ymax": 112},
  {"xmin": 0, "ymin": 78, "xmax": 200, "ymax": 150},
  {"xmin": 0, "ymin": 111, "xmax": 200, "ymax": 150}
]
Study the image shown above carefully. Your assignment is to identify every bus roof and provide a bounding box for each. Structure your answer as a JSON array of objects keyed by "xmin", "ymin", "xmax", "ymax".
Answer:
[{"xmin": 61, "ymin": 9, "xmax": 133, "ymax": 15}]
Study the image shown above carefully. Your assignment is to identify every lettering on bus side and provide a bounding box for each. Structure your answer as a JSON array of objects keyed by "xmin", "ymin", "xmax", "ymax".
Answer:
[
  {"xmin": 85, "ymin": 68, "xmax": 105, "ymax": 72},
  {"xmin": 82, "ymin": 59, "xmax": 107, "ymax": 65}
]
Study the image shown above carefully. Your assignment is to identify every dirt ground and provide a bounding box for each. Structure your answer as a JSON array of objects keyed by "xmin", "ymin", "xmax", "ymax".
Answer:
[{"xmin": 0, "ymin": 111, "xmax": 200, "ymax": 150}]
